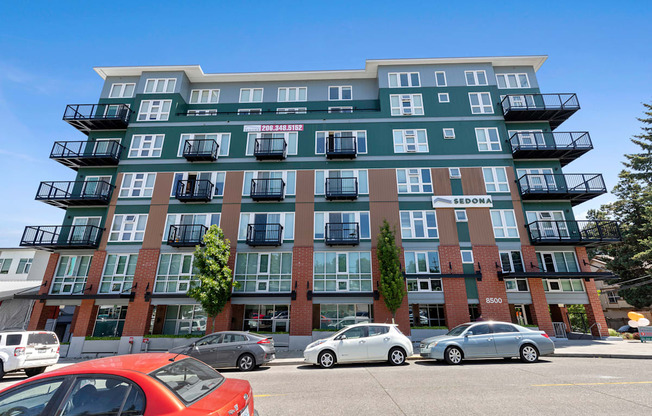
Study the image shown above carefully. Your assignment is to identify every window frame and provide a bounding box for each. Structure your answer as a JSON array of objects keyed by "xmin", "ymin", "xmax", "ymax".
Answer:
[
  {"xmin": 277, "ymin": 87, "xmax": 307, "ymax": 102},
  {"xmin": 496, "ymin": 73, "xmax": 530, "ymax": 89},
  {"xmin": 177, "ymin": 133, "xmax": 230, "ymax": 157},
  {"xmin": 392, "ymin": 129, "xmax": 429, "ymax": 153},
  {"xmin": 313, "ymin": 252, "xmax": 373, "ymax": 293},
  {"xmin": 465, "ymin": 70, "xmax": 488, "ymax": 86},
  {"xmin": 449, "ymin": 168, "xmax": 461, "ymax": 179},
  {"xmin": 468, "ymin": 92, "xmax": 494, "ymax": 114},
  {"xmin": 314, "ymin": 169, "xmax": 369, "ymax": 195},
  {"xmin": 438, "ymin": 93, "xmax": 450, "ymax": 103},
  {"xmin": 396, "ymin": 168, "xmax": 433, "ymax": 194},
  {"xmin": 490, "ymin": 210, "xmax": 519, "ymax": 239},
  {"xmin": 109, "ymin": 214, "xmax": 148, "ymax": 242},
  {"xmin": 155, "ymin": 253, "xmax": 199, "ymax": 294},
  {"xmin": 434, "ymin": 71, "xmax": 447, "ymax": 87},
  {"xmin": 328, "ymin": 86, "xmax": 352, "ymax": 101},
  {"xmin": 455, "ymin": 210, "xmax": 468, "ymax": 222},
  {"xmin": 144, "ymin": 78, "xmax": 176, "ymax": 93},
  {"xmin": 388, "ymin": 72, "xmax": 421, "ymax": 87},
  {"xmin": 475, "ymin": 127, "xmax": 502, "ymax": 151},
  {"xmin": 137, "ymin": 99, "xmax": 172, "ymax": 121},
  {"xmin": 99, "ymin": 253, "xmax": 138, "ymax": 294},
  {"xmin": 239, "ymin": 88, "xmax": 264, "ymax": 103},
  {"xmin": 390, "ymin": 94, "xmax": 424, "ymax": 116},
  {"xmin": 237, "ymin": 212, "xmax": 295, "ymax": 241},
  {"xmin": 442, "ymin": 128, "xmax": 455, "ymax": 139},
  {"xmin": 242, "ymin": 170, "xmax": 296, "ymax": 196},
  {"xmin": 233, "ymin": 252, "xmax": 293, "ymax": 294},
  {"xmin": 109, "ymin": 83, "xmax": 135, "ymax": 98},
  {"xmin": 119, "ymin": 173, "xmax": 156, "ymax": 198},
  {"xmin": 245, "ymin": 132, "xmax": 298, "ymax": 156},
  {"xmin": 313, "ymin": 211, "xmax": 371, "ymax": 240},
  {"xmin": 399, "ymin": 210, "xmax": 438, "ymax": 239},
  {"xmin": 128, "ymin": 134, "xmax": 164, "ymax": 158},
  {"xmin": 482, "ymin": 167, "xmax": 510, "ymax": 193},
  {"xmin": 189, "ymin": 89, "xmax": 220, "ymax": 104},
  {"xmin": 315, "ymin": 131, "xmax": 367, "ymax": 155},
  {"xmin": 461, "ymin": 250, "xmax": 474, "ymax": 264}
]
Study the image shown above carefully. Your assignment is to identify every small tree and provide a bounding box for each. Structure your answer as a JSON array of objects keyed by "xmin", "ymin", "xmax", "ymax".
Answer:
[
  {"xmin": 377, "ymin": 220, "xmax": 405, "ymax": 323},
  {"xmin": 188, "ymin": 225, "xmax": 234, "ymax": 329}
]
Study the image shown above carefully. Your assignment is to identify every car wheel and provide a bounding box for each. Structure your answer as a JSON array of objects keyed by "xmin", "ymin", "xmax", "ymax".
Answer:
[
  {"xmin": 24, "ymin": 367, "xmax": 47, "ymax": 378},
  {"xmin": 237, "ymin": 354, "xmax": 256, "ymax": 371},
  {"xmin": 444, "ymin": 347, "xmax": 463, "ymax": 365},
  {"xmin": 0, "ymin": 361, "xmax": 4, "ymax": 380},
  {"xmin": 388, "ymin": 347, "xmax": 406, "ymax": 365},
  {"xmin": 520, "ymin": 344, "xmax": 539, "ymax": 363},
  {"xmin": 318, "ymin": 350, "xmax": 336, "ymax": 369}
]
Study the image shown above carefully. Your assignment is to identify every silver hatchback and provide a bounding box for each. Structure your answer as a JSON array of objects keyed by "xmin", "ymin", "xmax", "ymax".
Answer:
[{"xmin": 420, "ymin": 321, "xmax": 554, "ymax": 365}]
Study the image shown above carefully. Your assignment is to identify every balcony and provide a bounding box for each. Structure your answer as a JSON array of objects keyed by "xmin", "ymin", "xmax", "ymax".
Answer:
[
  {"xmin": 326, "ymin": 136, "xmax": 357, "ymax": 159},
  {"xmin": 254, "ymin": 137, "xmax": 287, "ymax": 160},
  {"xmin": 510, "ymin": 132, "xmax": 593, "ymax": 166},
  {"xmin": 501, "ymin": 94, "xmax": 580, "ymax": 129},
  {"xmin": 36, "ymin": 180, "xmax": 114, "ymax": 208},
  {"xmin": 325, "ymin": 177, "xmax": 358, "ymax": 200},
  {"xmin": 50, "ymin": 140, "xmax": 124, "ymax": 169},
  {"xmin": 246, "ymin": 224, "xmax": 283, "ymax": 246},
  {"xmin": 20, "ymin": 225, "xmax": 103, "ymax": 250},
  {"xmin": 527, "ymin": 220, "xmax": 621, "ymax": 246},
  {"xmin": 250, "ymin": 178, "xmax": 285, "ymax": 201},
  {"xmin": 182, "ymin": 139, "xmax": 219, "ymax": 162},
  {"xmin": 167, "ymin": 224, "xmax": 208, "ymax": 247},
  {"xmin": 517, "ymin": 174, "xmax": 606, "ymax": 205},
  {"xmin": 63, "ymin": 104, "xmax": 132, "ymax": 134},
  {"xmin": 174, "ymin": 180, "xmax": 214, "ymax": 202},
  {"xmin": 325, "ymin": 223, "xmax": 360, "ymax": 246}
]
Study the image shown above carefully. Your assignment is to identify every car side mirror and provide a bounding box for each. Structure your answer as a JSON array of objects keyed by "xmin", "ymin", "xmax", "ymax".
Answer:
[
  {"xmin": 465, "ymin": 331, "xmax": 472, "ymax": 337},
  {"xmin": 338, "ymin": 335, "xmax": 347, "ymax": 340}
]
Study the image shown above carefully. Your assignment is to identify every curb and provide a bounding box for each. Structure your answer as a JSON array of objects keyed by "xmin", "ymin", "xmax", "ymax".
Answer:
[
  {"xmin": 552, "ymin": 353, "xmax": 652, "ymax": 359},
  {"xmin": 268, "ymin": 355, "xmax": 427, "ymax": 366}
]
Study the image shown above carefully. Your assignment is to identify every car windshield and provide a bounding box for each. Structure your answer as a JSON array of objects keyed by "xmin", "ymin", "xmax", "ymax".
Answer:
[
  {"xmin": 27, "ymin": 333, "xmax": 58, "ymax": 345},
  {"xmin": 149, "ymin": 358, "xmax": 225, "ymax": 404},
  {"xmin": 447, "ymin": 324, "xmax": 472, "ymax": 336}
]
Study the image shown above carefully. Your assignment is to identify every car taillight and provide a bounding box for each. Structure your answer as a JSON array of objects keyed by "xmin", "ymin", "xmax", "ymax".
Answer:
[
  {"xmin": 14, "ymin": 347, "xmax": 25, "ymax": 356},
  {"xmin": 541, "ymin": 333, "xmax": 550, "ymax": 339},
  {"xmin": 57, "ymin": 346, "xmax": 60, "ymax": 354},
  {"xmin": 257, "ymin": 338, "xmax": 271, "ymax": 344}
]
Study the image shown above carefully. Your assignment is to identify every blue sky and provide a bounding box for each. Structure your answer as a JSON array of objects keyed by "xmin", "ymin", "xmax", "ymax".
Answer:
[{"xmin": 0, "ymin": 1, "xmax": 650, "ymax": 247}]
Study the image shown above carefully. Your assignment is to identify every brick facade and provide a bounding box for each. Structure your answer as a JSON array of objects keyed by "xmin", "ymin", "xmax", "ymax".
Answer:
[
  {"xmin": 473, "ymin": 245, "xmax": 511, "ymax": 322},
  {"xmin": 439, "ymin": 245, "xmax": 470, "ymax": 328}
]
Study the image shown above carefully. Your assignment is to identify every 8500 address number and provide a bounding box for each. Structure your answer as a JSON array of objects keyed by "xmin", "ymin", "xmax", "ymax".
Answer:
[{"xmin": 485, "ymin": 297, "xmax": 503, "ymax": 304}]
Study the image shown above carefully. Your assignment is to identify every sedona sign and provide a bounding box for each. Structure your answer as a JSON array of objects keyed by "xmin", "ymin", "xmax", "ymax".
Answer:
[{"xmin": 431, "ymin": 195, "xmax": 493, "ymax": 208}]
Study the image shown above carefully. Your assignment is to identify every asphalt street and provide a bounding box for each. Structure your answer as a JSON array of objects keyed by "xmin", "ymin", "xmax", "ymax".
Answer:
[{"xmin": 2, "ymin": 357, "xmax": 651, "ymax": 415}]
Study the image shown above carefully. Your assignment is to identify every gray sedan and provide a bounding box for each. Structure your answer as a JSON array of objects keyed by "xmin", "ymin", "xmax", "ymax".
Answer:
[
  {"xmin": 169, "ymin": 331, "xmax": 276, "ymax": 371},
  {"xmin": 420, "ymin": 321, "xmax": 554, "ymax": 365}
]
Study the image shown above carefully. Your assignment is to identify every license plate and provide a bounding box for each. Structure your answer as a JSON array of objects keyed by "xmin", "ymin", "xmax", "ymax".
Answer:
[{"xmin": 240, "ymin": 405, "xmax": 250, "ymax": 416}]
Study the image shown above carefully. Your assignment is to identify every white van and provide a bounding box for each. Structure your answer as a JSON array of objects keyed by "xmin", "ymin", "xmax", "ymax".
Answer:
[{"xmin": 0, "ymin": 330, "xmax": 60, "ymax": 379}]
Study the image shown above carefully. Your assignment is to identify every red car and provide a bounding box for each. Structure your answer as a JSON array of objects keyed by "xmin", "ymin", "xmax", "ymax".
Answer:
[{"xmin": 0, "ymin": 353, "xmax": 259, "ymax": 416}]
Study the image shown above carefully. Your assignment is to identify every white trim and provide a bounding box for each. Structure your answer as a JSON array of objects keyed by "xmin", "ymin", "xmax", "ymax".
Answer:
[
  {"xmin": 388, "ymin": 72, "xmax": 421, "ymax": 87},
  {"xmin": 171, "ymin": 171, "xmax": 226, "ymax": 197},
  {"xmin": 238, "ymin": 108, "xmax": 262, "ymax": 115},
  {"xmin": 119, "ymin": 173, "xmax": 156, "ymax": 198},
  {"xmin": 468, "ymin": 92, "xmax": 494, "ymax": 114},
  {"xmin": 434, "ymin": 71, "xmax": 447, "ymax": 87},
  {"xmin": 461, "ymin": 250, "xmax": 474, "ymax": 264},
  {"xmin": 475, "ymin": 127, "xmax": 501, "ymax": 151},
  {"xmin": 315, "ymin": 131, "xmax": 367, "ymax": 155},
  {"xmin": 177, "ymin": 133, "xmax": 230, "ymax": 157},
  {"xmin": 393, "ymin": 129, "xmax": 429, "ymax": 153},
  {"xmin": 276, "ymin": 107, "xmax": 307, "ymax": 114},
  {"xmin": 237, "ymin": 212, "xmax": 295, "ymax": 241},
  {"xmin": 396, "ymin": 168, "xmax": 433, "ymax": 194},
  {"xmin": 496, "ymin": 73, "xmax": 530, "ymax": 89},
  {"xmin": 277, "ymin": 87, "xmax": 307, "ymax": 102},
  {"xmin": 490, "ymin": 210, "xmax": 519, "ymax": 239},
  {"xmin": 328, "ymin": 86, "xmax": 352, "ymax": 101},
  {"xmin": 137, "ymin": 100, "xmax": 171, "ymax": 121},
  {"xmin": 245, "ymin": 132, "xmax": 298, "ymax": 156},
  {"xmin": 390, "ymin": 94, "xmax": 424, "ymax": 116},
  {"xmin": 313, "ymin": 211, "xmax": 371, "ymax": 240},
  {"xmin": 242, "ymin": 171, "xmax": 296, "ymax": 196},
  {"xmin": 239, "ymin": 88, "xmax": 264, "ymax": 103},
  {"xmin": 128, "ymin": 134, "xmax": 164, "ymax": 158},
  {"xmin": 482, "ymin": 167, "xmax": 510, "ymax": 193},
  {"xmin": 144, "ymin": 78, "xmax": 176, "ymax": 93},
  {"xmin": 399, "ymin": 210, "xmax": 438, "ymax": 239},
  {"xmin": 442, "ymin": 128, "xmax": 455, "ymax": 139},
  {"xmin": 314, "ymin": 169, "xmax": 369, "ymax": 195},
  {"xmin": 455, "ymin": 210, "xmax": 468, "ymax": 222},
  {"xmin": 464, "ymin": 70, "xmax": 488, "ymax": 86},
  {"xmin": 189, "ymin": 89, "xmax": 220, "ymax": 103},
  {"xmin": 109, "ymin": 83, "xmax": 135, "ymax": 98},
  {"xmin": 449, "ymin": 168, "xmax": 461, "ymax": 179},
  {"xmin": 438, "ymin": 93, "xmax": 450, "ymax": 103},
  {"xmin": 327, "ymin": 106, "xmax": 353, "ymax": 113},
  {"xmin": 109, "ymin": 214, "xmax": 148, "ymax": 242},
  {"xmin": 163, "ymin": 213, "xmax": 221, "ymax": 241}
]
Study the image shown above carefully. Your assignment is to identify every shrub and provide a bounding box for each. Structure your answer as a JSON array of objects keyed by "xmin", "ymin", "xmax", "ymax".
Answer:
[{"xmin": 608, "ymin": 328, "xmax": 620, "ymax": 337}]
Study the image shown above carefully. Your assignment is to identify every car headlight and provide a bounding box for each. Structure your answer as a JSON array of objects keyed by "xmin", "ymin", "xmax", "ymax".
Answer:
[
  {"xmin": 427, "ymin": 341, "xmax": 438, "ymax": 349},
  {"xmin": 306, "ymin": 340, "xmax": 327, "ymax": 350}
]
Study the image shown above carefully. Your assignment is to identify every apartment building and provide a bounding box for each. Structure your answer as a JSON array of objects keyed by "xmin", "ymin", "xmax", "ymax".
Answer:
[{"xmin": 21, "ymin": 56, "xmax": 621, "ymax": 353}]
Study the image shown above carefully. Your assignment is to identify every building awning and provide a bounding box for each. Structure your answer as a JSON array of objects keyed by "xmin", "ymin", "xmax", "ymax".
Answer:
[
  {"xmin": 498, "ymin": 272, "xmax": 616, "ymax": 281},
  {"xmin": 1, "ymin": 281, "xmax": 40, "ymax": 301}
]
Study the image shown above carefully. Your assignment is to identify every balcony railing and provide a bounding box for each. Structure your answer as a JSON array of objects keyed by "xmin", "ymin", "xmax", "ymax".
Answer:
[
  {"xmin": 182, "ymin": 139, "xmax": 219, "ymax": 162},
  {"xmin": 325, "ymin": 223, "xmax": 360, "ymax": 246},
  {"xmin": 250, "ymin": 178, "xmax": 285, "ymax": 201},
  {"xmin": 174, "ymin": 180, "xmax": 214, "ymax": 202},
  {"xmin": 509, "ymin": 132, "xmax": 593, "ymax": 166},
  {"xmin": 325, "ymin": 177, "xmax": 358, "ymax": 200},
  {"xmin": 527, "ymin": 220, "xmax": 621, "ymax": 246},
  {"xmin": 517, "ymin": 174, "xmax": 606, "ymax": 205},
  {"xmin": 35, "ymin": 180, "xmax": 114, "ymax": 208},
  {"xmin": 501, "ymin": 94, "xmax": 580, "ymax": 129},
  {"xmin": 50, "ymin": 140, "xmax": 124, "ymax": 169},
  {"xmin": 246, "ymin": 224, "xmax": 283, "ymax": 246},
  {"xmin": 63, "ymin": 104, "xmax": 132, "ymax": 134},
  {"xmin": 20, "ymin": 225, "xmax": 103, "ymax": 249},
  {"xmin": 167, "ymin": 224, "xmax": 208, "ymax": 247},
  {"xmin": 254, "ymin": 138, "xmax": 287, "ymax": 160},
  {"xmin": 326, "ymin": 136, "xmax": 357, "ymax": 159}
]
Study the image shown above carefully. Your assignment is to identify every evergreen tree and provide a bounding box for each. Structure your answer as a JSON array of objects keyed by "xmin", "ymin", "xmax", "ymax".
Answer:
[{"xmin": 377, "ymin": 220, "xmax": 405, "ymax": 322}]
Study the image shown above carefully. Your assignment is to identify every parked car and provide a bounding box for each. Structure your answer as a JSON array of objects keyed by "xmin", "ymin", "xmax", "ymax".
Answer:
[
  {"xmin": 169, "ymin": 331, "xmax": 275, "ymax": 371},
  {"xmin": 327, "ymin": 316, "xmax": 370, "ymax": 330},
  {"xmin": 304, "ymin": 323, "xmax": 413, "ymax": 368},
  {"xmin": 617, "ymin": 325, "xmax": 639, "ymax": 333},
  {"xmin": 0, "ymin": 353, "xmax": 259, "ymax": 416},
  {"xmin": 419, "ymin": 321, "xmax": 554, "ymax": 365},
  {"xmin": 0, "ymin": 330, "xmax": 60, "ymax": 379}
]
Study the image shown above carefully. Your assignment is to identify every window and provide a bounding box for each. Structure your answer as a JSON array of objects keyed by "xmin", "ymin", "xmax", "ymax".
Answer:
[
  {"xmin": 92, "ymin": 306, "xmax": 127, "ymax": 337},
  {"xmin": 455, "ymin": 210, "xmax": 468, "ymax": 222},
  {"xmin": 315, "ymin": 131, "xmax": 367, "ymax": 155},
  {"xmin": 505, "ymin": 278, "xmax": 529, "ymax": 292},
  {"xmin": 405, "ymin": 251, "xmax": 441, "ymax": 292},
  {"xmin": 607, "ymin": 291, "xmax": 619, "ymax": 304},
  {"xmin": 434, "ymin": 71, "xmax": 447, "ymax": 87},
  {"xmin": 483, "ymin": 167, "xmax": 509, "ymax": 192},
  {"xmin": 128, "ymin": 134, "xmax": 164, "ymax": 158},
  {"xmin": 0, "ymin": 379, "xmax": 66, "ymax": 415},
  {"xmin": 388, "ymin": 72, "xmax": 420, "ymax": 87},
  {"xmin": 242, "ymin": 171, "xmax": 296, "ymax": 196},
  {"xmin": 109, "ymin": 83, "xmax": 135, "ymax": 98},
  {"xmin": 163, "ymin": 305, "xmax": 206, "ymax": 335},
  {"xmin": 239, "ymin": 88, "xmax": 264, "ymax": 103},
  {"xmin": 234, "ymin": 252, "xmax": 292, "ymax": 293},
  {"xmin": 328, "ymin": 106, "xmax": 353, "ymax": 113},
  {"xmin": 313, "ymin": 252, "xmax": 372, "ymax": 292},
  {"xmin": 536, "ymin": 251, "xmax": 579, "ymax": 273},
  {"xmin": 505, "ymin": 94, "xmax": 536, "ymax": 108},
  {"xmin": 109, "ymin": 214, "xmax": 148, "ymax": 242},
  {"xmin": 51, "ymin": 255, "xmax": 91, "ymax": 295},
  {"xmin": 393, "ymin": 129, "xmax": 428, "ymax": 153},
  {"xmin": 400, "ymin": 211, "xmax": 438, "ymax": 239},
  {"xmin": 390, "ymin": 94, "xmax": 424, "ymax": 116},
  {"xmin": 438, "ymin": 93, "xmax": 450, "ymax": 103},
  {"xmin": 461, "ymin": 250, "xmax": 474, "ymax": 264},
  {"xmin": 278, "ymin": 87, "xmax": 307, "ymax": 102},
  {"xmin": 179, "ymin": 133, "xmax": 230, "ymax": 157},
  {"xmin": 396, "ymin": 168, "xmax": 432, "ymax": 193},
  {"xmin": 16, "ymin": 258, "xmax": 32, "ymax": 274},
  {"xmin": 244, "ymin": 304, "xmax": 290, "ymax": 332},
  {"xmin": 150, "ymin": 359, "xmax": 224, "ymax": 404},
  {"xmin": 411, "ymin": 305, "xmax": 446, "ymax": 327},
  {"xmin": 465, "ymin": 70, "xmax": 488, "ymax": 86},
  {"xmin": 449, "ymin": 168, "xmax": 461, "ymax": 179},
  {"xmin": 314, "ymin": 212, "xmax": 370, "ymax": 240},
  {"xmin": 187, "ymin": 109, "xmax": 218, "ymax": 116},
  {"xmin": 190, "ymin": 89, "xmax": 219, "ymax": 103},
  {"xmin": 443, "ymin": 128, "xmax": 455, "ymax": 139},
  {"xmin": 318, "ymin": 304, "xmax": 371, "ymax": 330},
  {"xmin": 100, "ymin": 254, "xmax": 137, "ymax": 294},
  {"xmin": 164, "ymin": 213, "xmax": 220, "ymax": 241},
  {"xmin": 329, "ymin": 86, "xmax": 352, "ymax": 100},
  {"xmin": 276, "ymin": 107, "xmax": 307, "ymax": 114},
  {"xmin": 137, "ymin": 100, "xmax": 171, "ymax": 121},
  {"xmin": 145, "ymin": 78, "xmax": 176, "ymax": 93},
  {"xmin": 246, "ymin": 132, "xmax": 298, "ymax": 155},
  {"xmin": 155, "ymin": 254, "xmax": 199, "ymax": 293},
  {"xmin": 468, "ymin": 92, "xmax": 493, "ymax": 114},
  {"xmin": 543, "ymin": 278, "xmax": 585, "ymax": 292},
  {"xmin": 172, "ymin": 172, "xmax": 225, "ymax": 197},
  {"xmin": 496, "ymin": 73, "xmax": 530, "ymax": 89},
  {"xmin": 238, "ymin": 213, "xmax": 295, "ymax": 241},
  {"xmin": 315, "ymin": 170, "xmax": 369, "ymax": 195},
  {"xmin": 238, "ymin": 108, "xmax": 262, "ymax": 115},
  {"xmin": 476, "ymin": 128, "xmax": 501, "ymax": 151},
  {"xmin": 0, "ymin": 259, "xmax": 11, "ymax": 274},
  {"xmin": 500, "ymin": 251, "xmax": 524, "ymax": 273},
  {"xmin": 119, "ymin": 173, "xmax": 156, "ymax": 198},
  {"xmin": 527, "ymin": 211, "xmax": 569, "ymax": 239},
  {"xmin": 490, "ymin": 210, "xmax": 519, "ymax": 238}
]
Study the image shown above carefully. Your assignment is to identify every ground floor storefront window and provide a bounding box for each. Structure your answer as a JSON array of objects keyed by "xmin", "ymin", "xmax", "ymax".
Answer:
[
  {"xmin": 92, "ymin": 305, "xmax": 127, "ymax": 337},
  {"xmin": 163, "ymin": 305, "xmax": 206, "ymax": 335},
  {"xmin": 409, "ymin": 304, "xmax": 445, "ymax": 327},
  {"xmin": 468, "ymin": 304, "xmax": 481, "ymax": 322},
  {"xmin": 243, "ymin": 304, "xmax": 290, "ymax": 333},
  {"xmin": 317, "ymin": 304, "xmax": 371, "ymax": 330},
  {"xmin": 510, "ymin": 304, "xmax": 533, "ymax": 326}
]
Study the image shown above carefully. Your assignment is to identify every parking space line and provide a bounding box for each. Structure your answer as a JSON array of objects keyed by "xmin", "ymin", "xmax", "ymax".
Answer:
[
  {"xmin": 533, "ymin": 381, "xmax": 652, "ymax": 387},
  {"xmin": 254, "ymin": 394, "xmax": 287, "ymax": 398}
]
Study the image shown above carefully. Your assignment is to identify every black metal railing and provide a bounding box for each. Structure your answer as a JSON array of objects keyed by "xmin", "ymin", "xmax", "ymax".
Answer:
[
  {"xmin": 174, "ymin": 180, "xmax": 214, "ymax": 202},
  {"xmin": 36, "ymin": 180, "xmax": 114, "ymax": 207},
  {"xmin": 518, "ymin": 174, "xmax": 606, "ymax": 203},
  {"xmin": 50, "ymin": 140, "xmax": 124, "ymax": 169},
  {"xmin": 20, "ymin": 225, "xmax": 103, "ymax": 249},
  {"xmin": 509, "ymin": 132, "xmax": 593, "ymax": 166},
  {"xmin": 177, "ymin": 107, "xmax": 381, "ymax": 116},
  {"xmin": 326, "ymin": 136, "xmax": 357, "ymax": 158},
  {"xmin": 246, "ymin": 224, "xmax": 283, "ymax": 246},
  {"xmin": 182, "ymin": 139, "xmax": 219, "ymax": 161},
  {"xmin": 254, "ymin": 138, "xmax": 287, "ymax": 160},
  {"xmin": 501, "ymin": 94, "xmax": 580, "ymax": 129},
  {"xmin": 167, "ymin": 224, "xmax": 208, "ymax": 247},
  {"xmin": 63, "ymin": 104, "xmax": 132, "ymax": 133},
  {"xmin": 527, "ymin": 220, "xmax": 621, "ymax": 245},
  {"xmin": 325, "ymin": 223, "xmax": 360, "ymax": 245},
  {"xmin": 325, "ymin": 177, "xmax": 358, "ymax": 200},
  {"xmin": 250, "ymin": 178, "xmax": 285, "ymax": 201}
]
